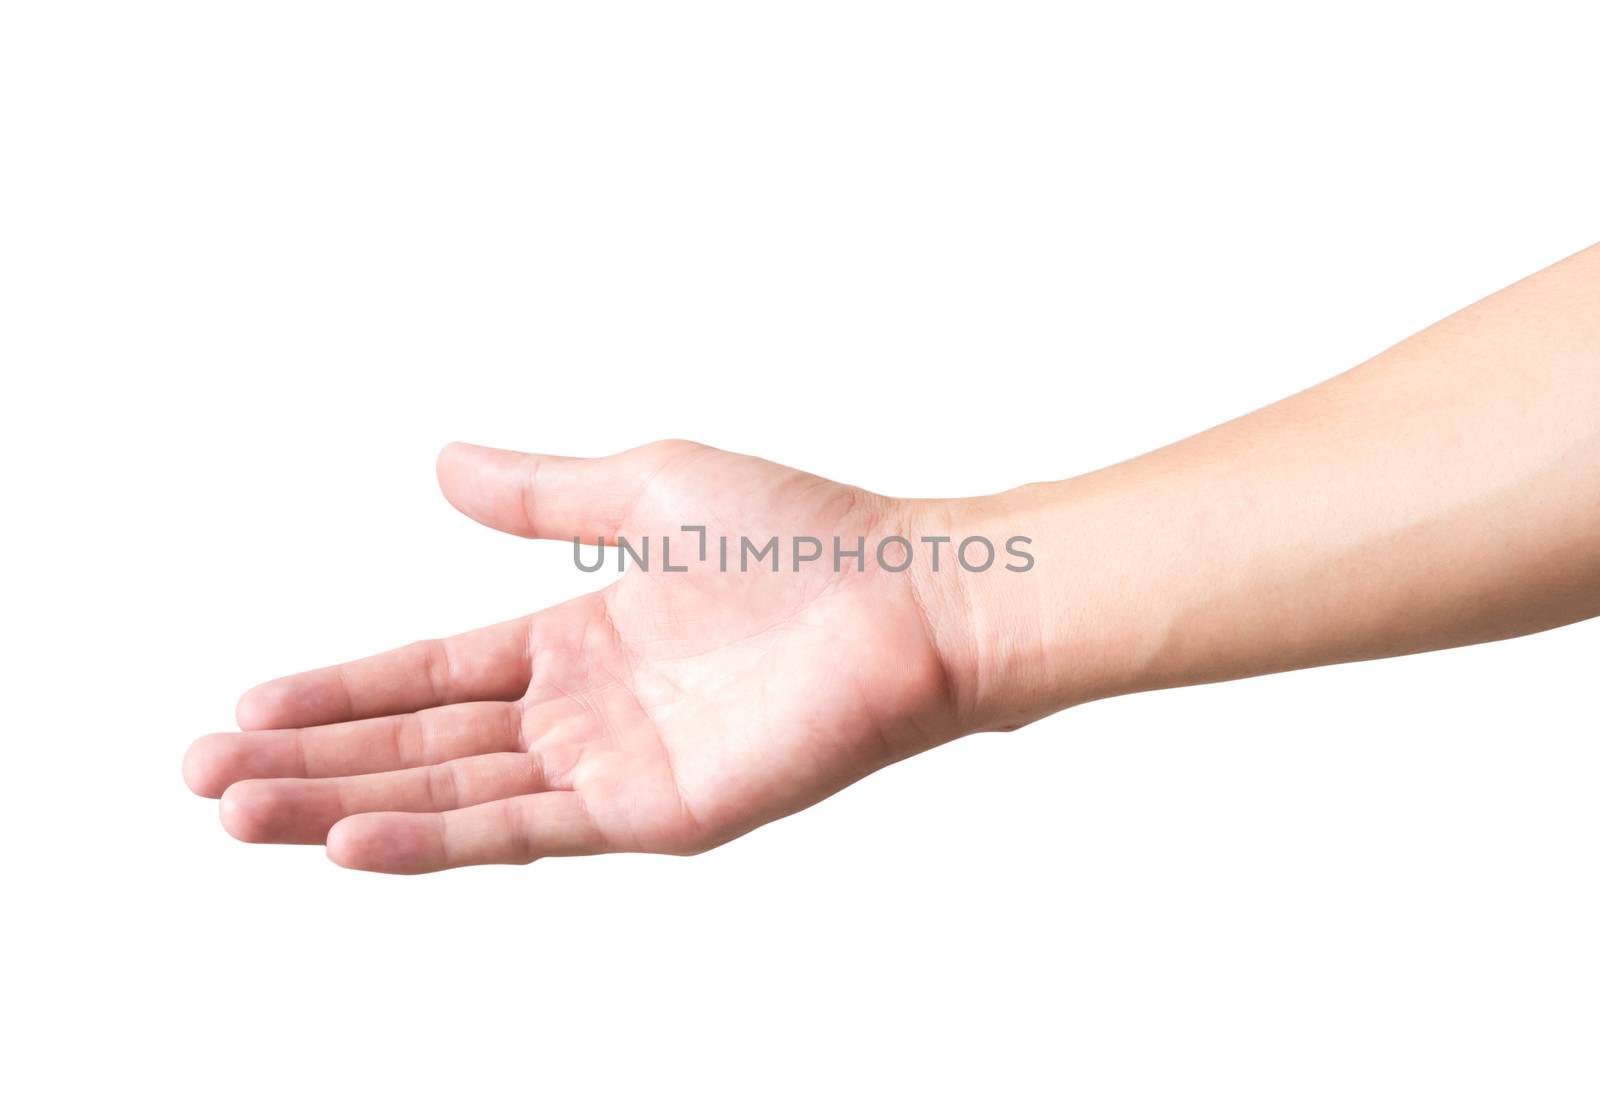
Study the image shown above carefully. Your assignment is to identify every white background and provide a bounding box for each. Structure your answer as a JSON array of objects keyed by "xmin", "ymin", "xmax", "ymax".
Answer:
[{"xmin": 4, "ymin": 2, "xmax": 1598, "ymax": 1095}]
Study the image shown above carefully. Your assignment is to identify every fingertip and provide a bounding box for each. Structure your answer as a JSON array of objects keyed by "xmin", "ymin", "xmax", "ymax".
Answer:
[
  {"xmin": 182, "ymin": 733, "xmax": 231, "ymax": 798},
  {"xmin": 327, "ymin": 813, "xmax": 436, "ymax": 875},
  {"xmin": 435, "ymin": 441, "xmax": 542, "ymax": 537},
  {"xmin": 219, "ymin": 780, "xmax": 275, "ymax": 843},
  {"xmin": 237, "ymin": 671, "xmax": 345, "ymax": 731},
  {"xmin": 435, "ymin": 441, "xmax": 496, "ymax": 518},
  {"xmin": 324, "ymin": 817, "xmax": 364, "ymax": 869},
  {"xmin": 235, "ymin": 683, "xmax": 281, "ymax": 731},
  {"xmin": 436, "ymin": 440, "xmax": 475, "ymax": 480}
]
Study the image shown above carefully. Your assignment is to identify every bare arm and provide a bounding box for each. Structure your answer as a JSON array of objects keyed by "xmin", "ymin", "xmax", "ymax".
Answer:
[{"xmin": 926, "ymin": 243, "xmax": 1600, "ymax": 728}]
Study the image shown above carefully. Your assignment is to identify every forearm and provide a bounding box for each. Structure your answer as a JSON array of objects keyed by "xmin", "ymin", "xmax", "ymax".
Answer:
[{"xmin": 923, "ymin": 243, "xmax": 1600, "ymax": 730}]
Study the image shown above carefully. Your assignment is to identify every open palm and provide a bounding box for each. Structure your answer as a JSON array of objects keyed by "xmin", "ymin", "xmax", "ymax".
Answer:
[{"xmin": 184, "ymin": 441, "xmax": 968, "ymax": 873}]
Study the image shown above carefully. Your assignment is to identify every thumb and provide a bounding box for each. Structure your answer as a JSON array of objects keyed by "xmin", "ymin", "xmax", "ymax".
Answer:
[{"xmin": 435, "ymin": 440, "xmax": 676, "ymax": 542}]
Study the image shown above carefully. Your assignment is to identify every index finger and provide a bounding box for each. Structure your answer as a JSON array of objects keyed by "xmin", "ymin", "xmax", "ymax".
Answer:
[{"xmin": 235, "ymin": 615, "xmax": 535, "ymax": 731}]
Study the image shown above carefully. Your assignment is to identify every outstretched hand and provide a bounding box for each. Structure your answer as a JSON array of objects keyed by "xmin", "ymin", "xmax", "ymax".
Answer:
[{"xmin": 184, "ymin": 441, "xmax": 982, "ymax": 873}]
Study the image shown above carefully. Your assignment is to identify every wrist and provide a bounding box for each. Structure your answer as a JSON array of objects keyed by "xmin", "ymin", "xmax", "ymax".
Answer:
[{"xmin": 903, "ymin": 482, "xmax": 1106, "ymax": 733}]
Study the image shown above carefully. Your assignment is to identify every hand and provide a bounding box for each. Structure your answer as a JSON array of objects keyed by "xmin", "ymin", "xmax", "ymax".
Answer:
[{"xmin": 184, "ymin": 440, "xmax": 975, "ymax": 873}]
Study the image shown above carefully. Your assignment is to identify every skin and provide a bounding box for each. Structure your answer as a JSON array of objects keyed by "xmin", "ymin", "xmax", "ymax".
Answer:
[{"xmin": 185, "ymin": 243, "xmax": 1600, "ymax": 873}]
